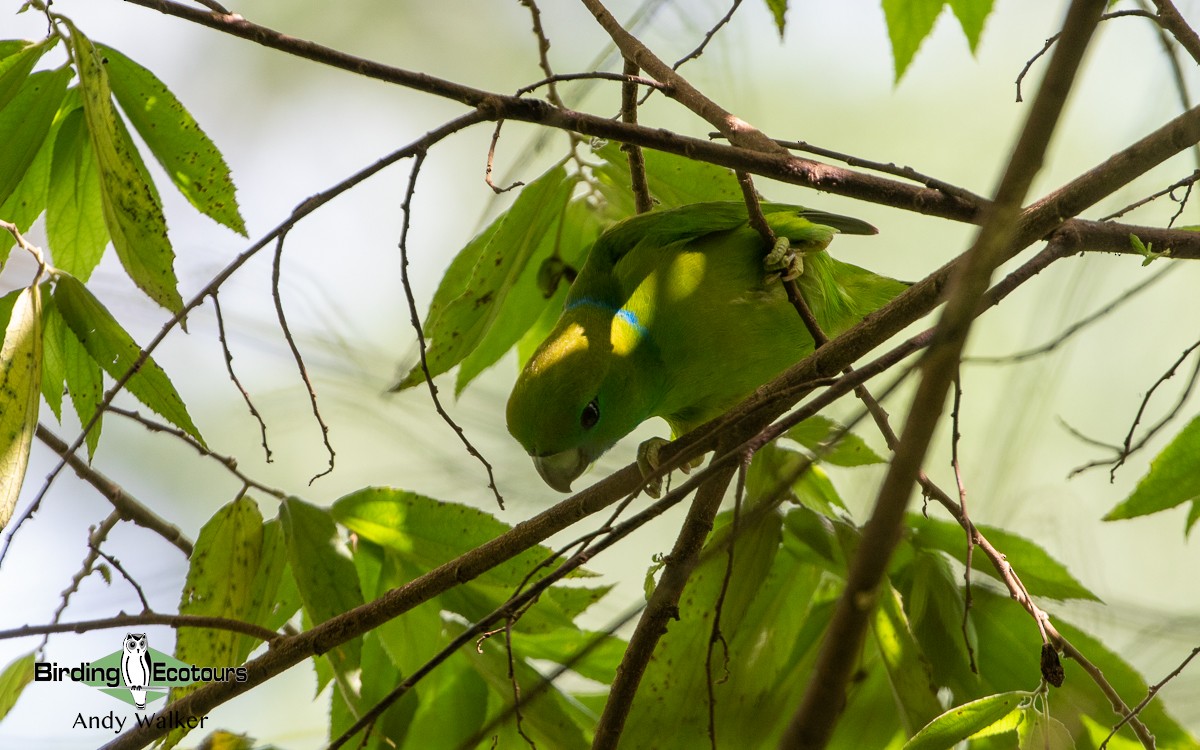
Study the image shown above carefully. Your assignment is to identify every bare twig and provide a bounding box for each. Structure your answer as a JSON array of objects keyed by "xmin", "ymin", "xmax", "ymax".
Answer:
[
  {"xmin": 90, "ymin": 546, "xmax": 151, "ymax": 613},
  {"xmin": 42, "ymin": 511, "xmax": 121, "ymax": 651},
  {"xmin": 1151, "ymin": 0, "xmax": 1200, "ymax": 64},
  {"xmin": 210, "ymin": 291, "xmax": 273, "ymax": 463},
  {"xmin": 485, "ymin": 120, "xmax": 525, "ymax": 193},
  {"xmin": 674, "ymin": 0, "xmax": 743, "ymax": 69},
  {"xmin": 1015, "ymin": 10, "xmax": 1158, "ymax": 102},
  {"xmin": 106, "ymin": 407, "xmax": 288, "ymax": 500},
  {"xmin": 950, "ymin": 376, "xmax": 978, "ymax": 672},
  {"xmin": 271, "ymin": 231, "xmax": 336, "ymax": 484},
  {"xmin": 396, "ymin": 151, "xmax": 505, "ymax": 509},
  {"xmin": 968, "ymin": 263, "xmax": 1178, "ymax": 364},
  {"xmin": 34, "ymin": 425, "xmax": 193, "ymax": 556},
  {"xmin": 621, "ymin": 58, "xmax": 653, "ymax": 213},
  {"xmin": 514, "ymin": 70, "xmax": 669, "ymax": 97},
  {"xmin": 1100, "ymin": 170, "xmax": 1200, "ymax": 222},
  {"xmin": 1100, "ymin": 644, "xmax": 1200, "ymax": 748},
  {"xmin": 0, "ymin": 612, "xmax": 281, "ymax": 644}
]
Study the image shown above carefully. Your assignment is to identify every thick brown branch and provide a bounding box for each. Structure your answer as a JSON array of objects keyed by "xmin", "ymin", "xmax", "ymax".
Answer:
[{"xmin": 781, "ymin": 1, "xmax": 1106, "ymax": 745}]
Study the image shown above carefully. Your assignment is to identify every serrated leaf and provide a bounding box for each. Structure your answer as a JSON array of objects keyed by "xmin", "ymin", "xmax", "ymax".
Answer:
[
  {"xmin": 280, "ymin": 497, "xmax": 363, "ymax": 675},
  {"xmin": 70, "ymin": 25, "xmax": 182, "ymax": 312},
  {"xmin": 53, "ymin": 274, "xmax": 202, "ymax": 445},
  {"xmin": 394, "ymin": 165, "xmax": 574, "ymax": 391},
  {"xmin": 0, "ymin": 286, "xmax": 42, "ymax": 530},
  {"xmin": 902, "ymin": 692, "xmax": 1027, "ymax": 750},
  {"xmin": 787, "ymin": 415, "xmax": 885, "ymax": 466},
  {"xmin": 947, "ymin": 0, "xmax": 993, "ymax": 51},
  {"xmin": 0, "ymin": 66, "xmax": 69, "ymax": 208},
  {"xmin": 765, "ymin": 0, "xmax": 787, "ymax": 36},
  {"xmin": 909, "ymin": 514, "xmax": 1099, "ymax": 602},
  {"xmin": 331, "ymin": 487, "xmax": 595, "ymax": 588},
  {"xmin": 233, "ymin": 517, "xmax": 291, "ymax": 664},
  {"xmin": 100, "ymin": 44, "xmax": 246, "ymax": 236},
  {"xmin": 1105, "ymin": 414, "xmax": 1200, "ymax": 522},
  {"xmin": 47, "ymin": 106, "xmax": 109, "ymax": 280},
  {"xmin": 39, "ymin": 292, "xmax": 65, "ymax": 421},
  {"xmin": 58, "ymin": 298, "xmax": 105, "ymax": 459},
  {"xmin": 0, "ymin": 38, "xmax": 54, "ymax": 115},
  {"xmin": 881, "ymin": 0, "xmax": 947, "ymax": 82},
  {"xmin": 0, "ymin": 651, "xmax": 36, "ymax": 720}
]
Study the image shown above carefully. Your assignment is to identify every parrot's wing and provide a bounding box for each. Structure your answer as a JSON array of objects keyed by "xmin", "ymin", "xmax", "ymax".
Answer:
[{"xmin": 799, "ymin": 252, "xmax": 909, "ymax": 335}]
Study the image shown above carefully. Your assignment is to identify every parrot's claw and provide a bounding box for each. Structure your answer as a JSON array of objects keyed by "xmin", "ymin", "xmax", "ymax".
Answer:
[
  {"xmin": 763, "ymin": 237, "xmax": 803, "ymax": 281},
  {"xmin": 637, "ymin": 437, "xmax": 669, "ymax": 498},
  {"xmin": 636, "ymin": 437, "xmax": 704, "ymax": 497}
]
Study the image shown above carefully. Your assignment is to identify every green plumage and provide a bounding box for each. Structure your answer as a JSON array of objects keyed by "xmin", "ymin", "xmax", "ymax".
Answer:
[{"xmin": 506, "ymin": 201, "xmax": 906, "ymax": 492}]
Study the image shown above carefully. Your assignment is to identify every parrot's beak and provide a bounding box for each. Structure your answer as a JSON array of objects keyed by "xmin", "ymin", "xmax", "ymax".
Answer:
[{"xmin": 532, "ymin": 449, "xmax": 590, "ymax": 493}]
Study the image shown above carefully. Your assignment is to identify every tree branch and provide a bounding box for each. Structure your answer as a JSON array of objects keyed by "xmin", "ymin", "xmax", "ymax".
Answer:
[{"xmin": 781, "ymin": 1, "xmax": 1106, "ymax": 745}]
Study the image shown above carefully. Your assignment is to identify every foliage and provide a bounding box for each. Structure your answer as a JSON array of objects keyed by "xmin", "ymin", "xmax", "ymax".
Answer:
[{"xmin": 0, "ymin": 2, "xmax": 1199, "ymax": 750}]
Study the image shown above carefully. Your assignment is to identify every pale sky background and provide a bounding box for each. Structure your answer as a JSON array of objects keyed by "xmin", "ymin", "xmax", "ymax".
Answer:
[{"xmin": 2, "ymin": 0, "xmax": 1200, "ymax": 747}]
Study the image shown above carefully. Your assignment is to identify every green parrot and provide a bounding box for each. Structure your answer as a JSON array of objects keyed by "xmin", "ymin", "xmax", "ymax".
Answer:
[{"xmin": 506, "ymin": 201, "xmax": 905, "ymax": 492}]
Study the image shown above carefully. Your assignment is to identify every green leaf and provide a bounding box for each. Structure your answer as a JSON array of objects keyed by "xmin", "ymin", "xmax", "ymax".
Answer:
[
  {"xmin": 908, "ymin": 514, "xmax": 1099, "ymax": 602},
  {"xmin": 872, "ymin": 583, "xmax": 943, "ymax": 735},
  {"xmin": 1080, "ymin": 715, "xmax": 1143, "ymax": 749},
  {"xmin": 451, "ymin": 620, "xmax": 591, "ymax": 749},
  {"xmin": 0, "ymin": 86, "xmax": 70, "ymax": 267},
  {"xmin": 1105, "ymin": 414, "xmax": 1200, "ymax": 522},
  {"xmin": 169, "ymin": 497, "xmax": 265, "ymax": 747},
  {"xmin": 947, "ymin": 0, "xmax": 993, "ymax": 52},
  {"xmin": 764, "ymin": 0, "xmax": 787, "ymax": 37},
  {"xmin": 70, "ymin": 25, "xmax": 182, "ymax": 312},
  {"xmin": 0, "ymin": 38, "xmax": 55, "ymax": 115},
  {"xmin": 280, "ymin": 497, "xmax": 364, "ymax": 674},
  {"xmin": 46, "ymin": 106, "xmax": 109, "ymax": 280},
  {"xmin": 787, "ymin": 415, "xmax": 886, "ymax": 466},
  {"xmin": 233, "ymin": 517, "xmax": 292, "ymax": 664},
  {"xmin": 58, "ymin": 298, "xmax": 105, "ymax": 459},
  {"xmin": 0, "ymin": 651, "xmax": 36, "ymax": 720},
  {"xmin": 902, "ymin": 692, "xmax": 1027, "ymax": 750},
  {"xmin": 593, "ymin": 142, "xmax": 743, "ymax": 209},
  {"xmin": 100, "ymin": 44, "xmax": 246, "ymax": 236},
  {"xmin": 0, "ymin": 66, "xmax": 70, "ymax": 208},
  {"xmin": 332, "ymin": 487, "xmax": 594, "ymax": 589},
  {"xmin": 0, "ymin": 285, "xmax": 42, "ymax": 530},
  {"xmin": 881, "ymin": 0, "xmax": 947, "ymax": 81},
  {"xmin": 902, "ymin": 549, "xmax": 977, "ymax": 696},
  {"xmin": 455, "ymin": 196, "xmax": 602, "ymax": 392},
  {"xmin": 39, "ymin": 292, "xmax": 65, "ymax": 421},
  {"xmin": 53, "ymin": 273, "xmax": 203, "ymax": 445},
  {"xmin": 393, "ymin": 165, "xmax": 574, "ymax": 391},
  {"xmin": 515, "ymin": 629, "xmax": 627, "ymax": 685}
]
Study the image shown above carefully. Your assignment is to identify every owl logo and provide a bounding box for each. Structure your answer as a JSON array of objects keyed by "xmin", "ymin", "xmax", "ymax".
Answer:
[{"xmin": 120, "ymin": 633, "xmax": 152, "ymax": 711}]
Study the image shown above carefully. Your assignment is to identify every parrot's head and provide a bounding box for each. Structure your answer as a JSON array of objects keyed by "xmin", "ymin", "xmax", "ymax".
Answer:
[{"xmin": 506, "ymin": 308, "xmax": 659, "ymax": 493}]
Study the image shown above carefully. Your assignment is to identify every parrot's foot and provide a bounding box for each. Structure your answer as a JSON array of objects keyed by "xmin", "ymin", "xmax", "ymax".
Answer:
[
  {"xmin": 636, "ymin": 437, "xmax": 704, "ymax": 498},
  {"xmin": 637, "ymin": 437, "xmax": 670, "ymax": 498},
  {"xmin": 763, "ymin": 237, "xmax": 803, "ymax": 281}
]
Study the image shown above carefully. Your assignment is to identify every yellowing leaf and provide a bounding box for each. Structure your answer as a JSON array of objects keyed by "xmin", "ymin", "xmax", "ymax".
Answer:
[
  {"xmin": 0, "ymin": 286, "xmax": 43, "ymax": 530},
  {"xmin": 903, "ymin": 692, "xmax": 1027, "ymax": 750}
]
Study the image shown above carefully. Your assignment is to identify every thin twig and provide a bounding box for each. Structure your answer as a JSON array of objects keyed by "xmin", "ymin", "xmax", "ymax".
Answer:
[
  {"xmin": 105, "ymin": 407, "xmax": 288, "ymax": 500},
  {"xmin": 0, "ymin": 613, "xmax": 281, "ymax": 644},
  {"xmin": 396, "ymin": 151, "xmax": 505, "ymax": 508},
  {"xmin": 41, "ymin": 511, "xmax": 121, "ymax": 652},
  {"xmin": 1151, "ymin": 0, "xmax": 1200, "ymax": 64},
  {"xmin": 950, "ymin": 375, "xmax": 978, "ymax": 672},
  {"xmin": 484, "ymin": 120, "xmax": 525, "ymax": 194},
  {"xmin": 271, "ymin": 231, "xmax": 336, "ymax": 484},
  {"xmin": 1015, "ymin": 10, "xmax": 1158, "ymax": 102},
  {"xmin": 1100, "ymin": 644, "xmax": 1200, "ymax": 748},
  {"xmin": 1101, "ymin": 170, "xmax": 1200, "ymax": 222},
  {"xmin": 90, "ymin": 546, "xmax": 151, "ymax": 613},
  {"xmin": 621, "ymin": 58, "xmax": 653, "ymax": 213},
  {"xmin": 210, "ymin": 291, "xmax": 273, "ymax": 463},
  {"xmin": 34, "ymin": 425, "xmax": 193, "ymax": 556},
  {"xmin": 514, "ymin": 70, "xmax": 669, "ymax": 97},
  {"xmin": 705, "ymin": 455, "xmax": 746, "ymax": 750},
  {"xmin": 674, "ymin": 0, "xmax": 743, "ymax": 69},
  {"xmin": 968, "ymin": 263, "xmax": 1178, "ymax": 364}
]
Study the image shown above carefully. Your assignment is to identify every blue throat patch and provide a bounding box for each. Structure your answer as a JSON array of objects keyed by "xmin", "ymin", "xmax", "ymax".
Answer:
[{"xmin": 566, "ymin": 297, "xmax": 647, "ymax": 336}]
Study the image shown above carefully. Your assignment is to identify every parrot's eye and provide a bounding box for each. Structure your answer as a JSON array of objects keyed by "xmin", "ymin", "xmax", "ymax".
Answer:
[{"xmin": 580, "ymin": 398, "xmax": 600, "ymax": 430}]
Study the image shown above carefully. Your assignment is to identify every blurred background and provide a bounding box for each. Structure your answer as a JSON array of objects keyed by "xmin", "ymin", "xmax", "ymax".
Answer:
[{"xmin": 2, "ymin": 0, "xmax": 1199, "ymax": 746}]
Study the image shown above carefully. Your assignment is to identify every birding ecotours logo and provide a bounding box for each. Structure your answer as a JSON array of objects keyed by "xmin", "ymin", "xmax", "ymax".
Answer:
[{"xmin": 33, "ymin": 633, "xmax": 248, "ymax": 711}]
